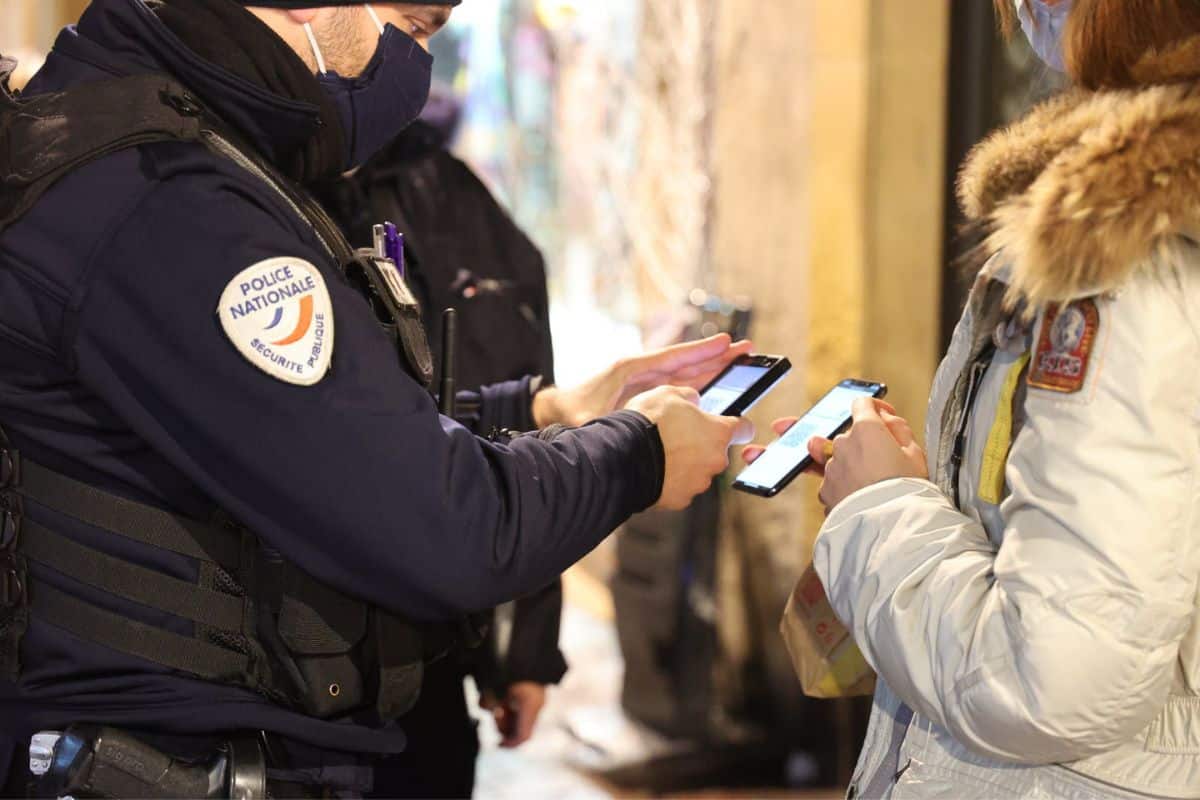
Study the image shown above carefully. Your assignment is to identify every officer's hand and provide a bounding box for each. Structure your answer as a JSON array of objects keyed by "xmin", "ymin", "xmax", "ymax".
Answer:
[
  {"xmin": 741, "ymin": 415, "xmax": 813, "ymax": 467},
  {"xmin": 481, "ymin": 682, "xmax": 547, "ymax": 748},
  {"xmin": 532, "ymin": 334, "xmax": 753, "ymax": 428},
  {"xmin": 626, "ymin": 386, "xmax": 755, "ymax": 510},
  {"xmin": 809, "ymin": 398, "xmax": 927, "ymax": 513}
]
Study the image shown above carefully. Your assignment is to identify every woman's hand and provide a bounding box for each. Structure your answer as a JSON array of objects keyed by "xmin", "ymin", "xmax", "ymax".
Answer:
[
  {"xmin": 810, "ymin": 398, "xmax": 927, "ymax": 511},
  {"xmin": 532, "ymin": 334, "xmax": 753, "ymax": 428},
  {"xmin": 741, "ymin": 414, "xmax": 804, "ymax": 466},
  {"xmin": 742, "ymin": 398, "xmax": 927, "ymax": 511}
]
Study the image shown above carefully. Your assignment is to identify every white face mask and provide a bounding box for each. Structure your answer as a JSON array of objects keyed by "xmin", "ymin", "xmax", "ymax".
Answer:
[
  {"xmin": 1013, "ymin": 0, "xmax": 1073, "ymax": 72},
  {"xmin": 302, "ymin": 4, "xmax": 386, "ymax": 76}
]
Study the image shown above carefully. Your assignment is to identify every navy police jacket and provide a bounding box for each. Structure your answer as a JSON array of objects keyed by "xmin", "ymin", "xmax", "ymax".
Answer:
[{"xmin": 0, "ymin": 0, "xmax": 663, "ymax": 766}]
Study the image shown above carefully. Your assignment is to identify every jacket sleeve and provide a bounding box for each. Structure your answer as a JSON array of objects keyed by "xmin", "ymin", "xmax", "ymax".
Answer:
[
  {"xmin": 504, "ymin": 579, "xmax": 568, "ymax": 685},
  {"xmin": 812, "ymin": 264, "xmax": 1200, "ymax": 764},
  {"xmin": 471, "ymin": 580, "xmax": 567, "ymax": 693},
  {"xmin": 66, "ymin": 175, "xmax": 664, "ymax": 622},
  {"xmin": 453, "ymin": 377, "xmax": 539, "ymax": 436}
]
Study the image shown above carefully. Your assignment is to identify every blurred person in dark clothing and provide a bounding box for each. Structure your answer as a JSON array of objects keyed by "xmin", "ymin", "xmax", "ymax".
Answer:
[{"xmin": 319, "ymin": 89, "xmax": 564, "ymax": 797}]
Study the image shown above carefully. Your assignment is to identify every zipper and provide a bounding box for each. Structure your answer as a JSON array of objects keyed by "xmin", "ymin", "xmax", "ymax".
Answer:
[
  {"xmin": 202, "ymin": 131, "xmax": 338, "ymax": 264},
  {"xmin": 157, "ymin": 89, "xmax": 351, "ymax": 268},
  {"xmin": 948, "ymin": 344, "xmax": 996, "ymax": 510}
]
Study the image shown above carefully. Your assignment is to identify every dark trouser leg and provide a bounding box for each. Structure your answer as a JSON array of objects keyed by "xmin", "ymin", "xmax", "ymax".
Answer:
[
  {"xmin": 1, "ymin": 741, "xmax": 30, "ymax": 800},
  {"xmin": 368, "ymin": 661, "xmax": 480, "ymax": 799}
]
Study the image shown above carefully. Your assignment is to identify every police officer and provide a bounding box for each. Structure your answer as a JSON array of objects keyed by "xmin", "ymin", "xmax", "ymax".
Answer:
[{"xmin": 0, "ymin": 1, "xmax": 753, "ymax": 796}]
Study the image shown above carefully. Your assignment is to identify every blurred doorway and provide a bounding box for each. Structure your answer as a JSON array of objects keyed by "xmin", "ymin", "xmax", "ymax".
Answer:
[{"xmin": 940, "ymin": 1, "xmax": 1068, "ymax": 351}]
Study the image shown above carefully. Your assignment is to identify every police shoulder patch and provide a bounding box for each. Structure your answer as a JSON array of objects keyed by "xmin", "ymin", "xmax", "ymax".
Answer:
[
  {"xmin": 217, "ymin": 257, "xmax": 334, "ymax": 386},
  {"xmin": 1028, "ymin": 298, "xmax": 1099, "ymax": 394}
]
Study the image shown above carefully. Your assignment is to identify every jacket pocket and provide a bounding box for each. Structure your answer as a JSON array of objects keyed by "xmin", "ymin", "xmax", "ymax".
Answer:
[{"xmin": 1144, "ymin": 695, "xmax": 1200, "ymax": 754}]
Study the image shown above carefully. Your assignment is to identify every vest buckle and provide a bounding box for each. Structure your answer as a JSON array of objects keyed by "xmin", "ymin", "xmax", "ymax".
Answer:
[
  {"xmin": 0, "ymin": 446, "xmax": 18, "ymax": 489},
  {"xmin": 0, "ymin": 560, "xmax": 23, "ymax": 608},
  {"xmin": 0, "ymin": 492, "xmax": 21, "ymax": 550},
  {"xmin": 0, "ymin": 483, "xmax": 23, "ymax": 608}
]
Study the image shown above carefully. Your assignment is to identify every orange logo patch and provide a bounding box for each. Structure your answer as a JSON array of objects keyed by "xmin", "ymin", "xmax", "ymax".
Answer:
[{"xmin": 1028, "ymin": 299, "xmax": 1099, "ymax": 393}]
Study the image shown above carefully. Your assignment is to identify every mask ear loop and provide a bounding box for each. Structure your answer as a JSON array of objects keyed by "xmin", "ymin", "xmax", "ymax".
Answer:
[
  {"xmin": 303, "ymin": 22, "xmax": 329, "ymax": 75},
  {"xmin": 364, "ymin": 4, "xmax": 386, "ymax": 35}
]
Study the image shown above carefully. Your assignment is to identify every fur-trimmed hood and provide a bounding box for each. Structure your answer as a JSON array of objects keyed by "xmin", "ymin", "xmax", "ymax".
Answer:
[{"xmin": 957, "ymin": 45, "xmax": 1200, "ymax": 305}]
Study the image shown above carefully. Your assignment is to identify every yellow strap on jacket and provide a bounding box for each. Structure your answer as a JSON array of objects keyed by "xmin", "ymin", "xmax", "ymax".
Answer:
[{"xmin": 978, "ymin": 353, "xmax": 1031, "ymax": 505}]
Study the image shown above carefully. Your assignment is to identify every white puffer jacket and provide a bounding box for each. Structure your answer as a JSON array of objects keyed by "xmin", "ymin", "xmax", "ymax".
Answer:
[{"xmin": 812, "ymin": 63, "xmax": 1200, "ymax": 799}]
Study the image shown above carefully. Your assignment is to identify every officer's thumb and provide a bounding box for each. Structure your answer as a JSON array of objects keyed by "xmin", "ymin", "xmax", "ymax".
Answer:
[
  {"xmin": 724, "ymin": 415, "xmax": 756, "ymax": 446},
  {"xmin": 668, "ymin": 386, "xmax": 701, "ymax": 406}
]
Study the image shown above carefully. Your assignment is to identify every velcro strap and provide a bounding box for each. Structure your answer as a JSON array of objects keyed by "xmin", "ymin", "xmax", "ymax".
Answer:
[
  {"xmin": 21, "ymin": 521, "xmax": 245, "ymax": 631},
  {"xmin": 19, "ymin": 461, "xmax": 240, "ymax": 569},
  {"xmin": 30, "ymin": 581, "xmax": 249, "ymax": 680},
  {"xmin": 1, "ymin": 74, "xmax": 198, "ymax": 184}
]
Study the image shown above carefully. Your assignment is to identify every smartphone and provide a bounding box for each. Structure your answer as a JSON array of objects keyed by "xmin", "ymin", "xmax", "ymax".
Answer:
[
  {"xmin": 698, "ymin": 354, "xmax": 792, "ymax": 416},
  {"xmin": 733, "ymin": 379, "xmax": 888, "ymax": 497}
]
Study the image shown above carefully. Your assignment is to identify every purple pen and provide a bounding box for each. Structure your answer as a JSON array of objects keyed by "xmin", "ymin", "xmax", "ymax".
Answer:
[{"xmin": 383, "ymin": 222, "xmax": 404, "ymax": 277}]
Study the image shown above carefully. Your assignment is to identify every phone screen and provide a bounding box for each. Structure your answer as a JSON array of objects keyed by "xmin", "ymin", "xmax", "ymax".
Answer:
[
  {"xmin": 735, "ymin": 382, "xmax": 881, "ymax": 492},
  {"xmin": 699, "ymin": 364, "xmax": 772, "ymax": 415}
]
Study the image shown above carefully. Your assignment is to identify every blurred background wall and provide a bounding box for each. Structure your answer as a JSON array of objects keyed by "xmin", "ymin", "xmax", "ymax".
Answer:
[{"xmin": 0, "ymin": 0, "xmax": 88, "ymax": 86}]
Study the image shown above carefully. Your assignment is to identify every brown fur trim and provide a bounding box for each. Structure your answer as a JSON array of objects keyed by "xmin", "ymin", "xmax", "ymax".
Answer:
[
  {"xmin": 957, "ymin": 79, "xmax": 1200, "ymax": 305},
  {"xmin": 957, "ymin": 90, "xmax": 1089, "ymax": 221},
  {"xmin": 1131, "ymin": 35, "xmax": 1200, "ymax": 86}
]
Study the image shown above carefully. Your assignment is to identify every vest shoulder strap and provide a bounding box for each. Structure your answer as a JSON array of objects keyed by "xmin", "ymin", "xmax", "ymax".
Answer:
[{"xmin": 0, "ymin": 63, "xmax": 204, "ymax": 234}]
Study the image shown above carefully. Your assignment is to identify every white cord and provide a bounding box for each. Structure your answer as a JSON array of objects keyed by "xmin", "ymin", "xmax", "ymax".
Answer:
[
  {"xmin": 363, "ymin": 4, "xmax": 386, "ymax": 35},
  {"xmin": 302, "ymin": 22, "xmax": 328, "ymax": 75}
]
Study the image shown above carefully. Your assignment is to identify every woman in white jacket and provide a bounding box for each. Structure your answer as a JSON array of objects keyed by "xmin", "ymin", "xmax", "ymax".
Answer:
[{"xmin": 749, "ymin": 1, "xmax": 1200, "ymax": 797}]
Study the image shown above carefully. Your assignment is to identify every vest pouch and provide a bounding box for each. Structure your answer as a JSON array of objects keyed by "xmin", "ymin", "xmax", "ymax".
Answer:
[
  {"xmin": 371, "ymin": 608, "xmax": 424, "ymax": 721},
  {"xmin": 276, "ymin": 565, "xmax": 369, "ymax": 718},
  {"xmin": 343, "ymin": 251, "xmax": 434, "ymax": 388}
]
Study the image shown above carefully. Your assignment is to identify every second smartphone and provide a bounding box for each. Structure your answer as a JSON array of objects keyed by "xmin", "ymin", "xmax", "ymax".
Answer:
[
  {"xmin": 698, "ymin": 354, "xmax": 792, "ymax": 416},
  {"xmin": 733, "ymin": 378, "xmax": 887, "ymax": 497}
]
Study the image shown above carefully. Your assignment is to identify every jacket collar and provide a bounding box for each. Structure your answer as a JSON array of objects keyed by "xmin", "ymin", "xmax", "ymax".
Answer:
[
  {"xmin": 43, "ymin": 0, "xmax": 323, "ymax": 170},
  {"xmin": 958, "ymin": 38, "xmax": 1200, "ymax": 306}
]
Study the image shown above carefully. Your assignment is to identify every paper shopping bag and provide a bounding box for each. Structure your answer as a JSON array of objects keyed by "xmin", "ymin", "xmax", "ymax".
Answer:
[{"xmin": 780, "ymin": 564, "xmax": 875, "ymax": 698}]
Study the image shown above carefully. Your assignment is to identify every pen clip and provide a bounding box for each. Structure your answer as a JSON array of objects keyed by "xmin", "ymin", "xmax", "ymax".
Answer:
[{"xmin": 371, "ymin": 224, "xmax": 387, "ymax": 260}]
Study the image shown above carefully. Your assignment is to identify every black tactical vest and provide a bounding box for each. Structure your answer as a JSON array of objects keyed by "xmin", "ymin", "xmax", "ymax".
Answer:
[{"xmin": 0, "ymin": 56, "xmax": 471, "ymax": 723}]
